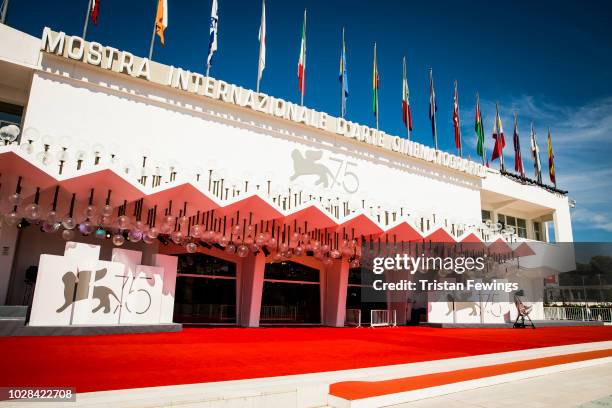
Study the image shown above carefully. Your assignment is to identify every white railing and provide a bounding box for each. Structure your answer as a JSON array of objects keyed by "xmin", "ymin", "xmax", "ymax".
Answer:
[
  {"xmin": 260, "ymin": 305, "xmax": 298, "ymax": 321},
  {"xmin": 544, "ymin": 306, "xmax": 612, "ymax": 322},
  {"xmin": 175, "ymin": 303, "xmax": 236, "ymax": 322},
  {"xmin": 345, "ymin": 308, "xmax": 362, "ymax": 327},
  {"xmin": 370, "ymin": 309, "xmax": 397, "ymax": 327}
]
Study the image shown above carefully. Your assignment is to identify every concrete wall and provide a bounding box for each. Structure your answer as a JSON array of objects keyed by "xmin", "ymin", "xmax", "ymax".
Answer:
[
  {"xmin": 482, "ymin": 171, "xmax": 573, "ymax": 242},
  {"xmin": 22, "ymin": 55, "xmax": 484, "ymax": 228}
]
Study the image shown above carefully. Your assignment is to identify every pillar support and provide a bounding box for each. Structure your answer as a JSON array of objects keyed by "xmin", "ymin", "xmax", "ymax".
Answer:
[
  {"xmin": 239, "ymin": 252, "xmax": 266, "ymax": 327},
  {"xmin": 324, "ymin": 260, "xmax": 349, "ymax": 327}
]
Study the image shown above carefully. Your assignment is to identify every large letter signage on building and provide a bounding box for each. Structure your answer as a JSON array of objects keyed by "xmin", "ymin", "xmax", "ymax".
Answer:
[{"xmin": 39, "ymin": 27, "xmax": 486, "ymax": 179}]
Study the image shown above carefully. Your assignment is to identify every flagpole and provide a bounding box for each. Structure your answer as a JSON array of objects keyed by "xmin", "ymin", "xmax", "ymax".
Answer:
[
  {"xmin": 300, "ymin": 9, "xmax": 307, "ymax": 106},
  {"xmin": 430, "ymin": 68, "xmax": 438, "ymax": 150},
  {"xmin": 82, "ymin": 0, "xmax": 93, "ymax": 40},
  {"xmin": 374, "ymin": 42, "xmax": 378, "ymax": 130},
  {"xmin": 256, "ymin": 0, "xmax": 265, "ymax": 93},
  {"xmin": 403, "ymin": 57, "xmax": 409, "ymax": 140},
  {"xmin": 514, "ymin": 112, "xmax": 519, "ymax": 175},
  {"xmin": 496, "ymin": 102, "xmax": 505, "ymax": 171},
  {"xmin": 476, "ymin": 93, "xmax": 483, "ymax": 165},
  {"xmin": 455, "ymin": 80, "xmax": 462, "ymax": 157},
  {"xmin": 548, "ymin": 127, "xmax": 556, "ymax": 188},
  {"xmin": 148, "ymin": 5, "xmax": 157, "ymax": 61},
  {"xmin": 0, "ymin": 0, "xmax": 9, "ymax": 25},
  {"xmin": 340, "ymin": 27, "xmax": 345, "ymax": 119},
  {"xmin": 532, "ymin": 122, "xmax": 541, "ymax": 183}
]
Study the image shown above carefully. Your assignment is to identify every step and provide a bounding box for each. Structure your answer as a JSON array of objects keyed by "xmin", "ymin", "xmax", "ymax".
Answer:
[
  {"xmin": 327, "ymin": 348, "xmax": 612, "ymax": 408},
  {"xmin": 0, "ymin": 317, "xmax": 26, "ymax": 336},
  {"xmin": 0, "ymin": 305, "xmax": 28, "ymax": 318}
]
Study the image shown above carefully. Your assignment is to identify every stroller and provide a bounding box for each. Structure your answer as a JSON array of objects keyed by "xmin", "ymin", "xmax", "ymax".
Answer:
[{"xmin": 513, "ymin": 290, "xmax": 536, "ymax": 329}]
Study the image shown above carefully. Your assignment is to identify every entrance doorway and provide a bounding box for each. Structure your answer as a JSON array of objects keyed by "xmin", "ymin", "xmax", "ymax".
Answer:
[
  {"xmin": 346, "ymin": 267, "xmax": 388, "ymax": 325},
  {"xmin": 260, "ymin": 261, "xmax": 321, "ymax": 324},
  {"xmin": 173, "ymin": 253, "xmax": 237, "ymax": 324}
]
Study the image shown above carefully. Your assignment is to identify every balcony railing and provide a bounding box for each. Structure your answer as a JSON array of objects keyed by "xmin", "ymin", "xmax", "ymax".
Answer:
[{"xmin": 544, "ymin": 306, "xmax": 612, "ymax": 323}]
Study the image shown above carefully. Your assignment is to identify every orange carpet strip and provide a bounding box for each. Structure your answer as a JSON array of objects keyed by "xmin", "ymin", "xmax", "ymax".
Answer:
[{"xmin": 329, "ymin": 348, "xmax": 612, "ymax": 400}]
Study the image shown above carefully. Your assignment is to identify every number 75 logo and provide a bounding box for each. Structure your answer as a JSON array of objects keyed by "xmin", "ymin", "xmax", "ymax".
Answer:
[{"xmin": 328, "ymin": 157, "xmax": 359, "ymax": 194}]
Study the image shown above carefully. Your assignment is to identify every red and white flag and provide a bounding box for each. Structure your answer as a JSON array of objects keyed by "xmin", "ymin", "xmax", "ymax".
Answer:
[
  {"xmin": 401, "ymin": 57, "xmax": 412, "ymax": 136},
  {"xmin": 90, "ymin": 0, "xmax": 100, "ymax": 25},
  {"xmin": 453, "ymin": 80, "xmax": 462, "ymax": 154},
  {"xmin": 297, "ymin": 9, "xmax": 307, "ymax": 101},
  {"xmin": 491, "ymin": 102, "xmax": 505, "ymax": 168}
]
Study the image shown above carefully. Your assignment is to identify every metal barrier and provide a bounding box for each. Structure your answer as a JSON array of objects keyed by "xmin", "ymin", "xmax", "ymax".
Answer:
[
  {"xmin": 174, "ymin": 303, "xmax": 236, "ymax": 323},
  {"xmin": 345, "ymin": 308, "xmax": 362, "ymax": 327},
  {"xmin": 544, "ymin": 306, "xmax": 612, "ymax": 322},
  {"xmin": 260, "ymin": 305, "xmax": 298, "ymax": 321},
  {"xmin": 370, "ymin": 309, "xmax": 397, "ymax": 327}
]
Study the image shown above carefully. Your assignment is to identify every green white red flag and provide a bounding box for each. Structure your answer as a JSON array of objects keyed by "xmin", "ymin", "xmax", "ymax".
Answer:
[
  {"xmin": 297, "ymin": 9, "xmax": 307, "ymax": 100},
  {"xmin": 402, "ymin": 57, "xmax": 412, "ymax": 137},
  {"xmin": 475, "ymin": 93, "xmax": 485, "ymax": 163}
]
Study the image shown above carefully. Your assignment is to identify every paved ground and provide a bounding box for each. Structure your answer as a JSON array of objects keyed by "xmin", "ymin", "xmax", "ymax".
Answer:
[{"xmin": 391, "ymin": 363, "xmax": 612, "ymax": 408}]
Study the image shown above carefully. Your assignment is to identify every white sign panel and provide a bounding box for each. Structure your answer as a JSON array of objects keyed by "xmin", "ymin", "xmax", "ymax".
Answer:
[{"xmin": 29, "ymin": 242, "xmax": 177, "ymax": 326}]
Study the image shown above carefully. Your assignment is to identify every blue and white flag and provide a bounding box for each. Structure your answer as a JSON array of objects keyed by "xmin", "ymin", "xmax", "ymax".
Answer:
[
  {"xmin": 339, "ymin": 28, "xmax": 348, "ymax": 117},
  {"xmin": 207, "ymin": 0, "xmax": 219, "ymax": 70}
]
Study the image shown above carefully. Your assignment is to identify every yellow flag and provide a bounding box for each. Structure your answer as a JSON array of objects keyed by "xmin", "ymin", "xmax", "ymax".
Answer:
[{"xmin": 155, "ymin": 0, "xmax": 168, "ymax": 46}]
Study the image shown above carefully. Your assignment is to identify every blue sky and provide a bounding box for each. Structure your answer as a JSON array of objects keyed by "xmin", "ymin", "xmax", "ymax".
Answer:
[{"xmin": 4, "ymin": 0, "xmax": 612, "ymax": 241}]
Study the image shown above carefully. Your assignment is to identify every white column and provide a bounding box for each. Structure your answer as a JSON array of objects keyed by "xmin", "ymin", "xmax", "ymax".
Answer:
[
  {"xmin": 239, "ymin": 252, "xmax": 266, "ymax": 327},
  {"xmin": 323, "ymin": 260, "xmax": 349, "ymax": 327},
  {"xmin": 553, "ymin": 200, "xmax": 574, "ymax": 242}
]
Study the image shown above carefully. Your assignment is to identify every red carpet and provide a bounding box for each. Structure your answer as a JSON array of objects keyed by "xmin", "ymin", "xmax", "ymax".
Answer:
[{"xmin": 0, "ymin": 326, "xmax": 610, "ymax": 393}]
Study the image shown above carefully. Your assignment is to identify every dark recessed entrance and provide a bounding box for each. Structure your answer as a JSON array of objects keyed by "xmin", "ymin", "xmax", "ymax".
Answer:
[
  {"xmin": 260, "ymin": 261, "xmax": 321, "ymax": 324},
  {"xmin": 173, "ymin": 253, "xmax": 237, "ymax": 324}
]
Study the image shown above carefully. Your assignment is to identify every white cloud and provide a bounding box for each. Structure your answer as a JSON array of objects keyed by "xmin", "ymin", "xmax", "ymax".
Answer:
[
  {"xmin": 460, "ymin": 95, "xmax": 612, "ymax": 237},
  {"xmin": 572, "ymin": 208, "xmax": 612, "ymax": 232}
]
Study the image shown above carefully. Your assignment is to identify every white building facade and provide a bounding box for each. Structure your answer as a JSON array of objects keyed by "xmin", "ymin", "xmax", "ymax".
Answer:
[{"xmin": 0, "ymin": 24, "xmax": 574, "ymax": 328}]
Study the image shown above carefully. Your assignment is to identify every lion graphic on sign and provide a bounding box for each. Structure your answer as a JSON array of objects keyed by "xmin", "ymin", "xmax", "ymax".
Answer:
[
  {"xmin": 56, "ymin": 268, "xmax": 120, "ymax": 314},
  {"xmin": 446, "ymin": 293, "xmax": 479, "ymax": 316},
  {"xmin": 290, "ymin": 149, "xmax": 333, "ymax": 187}
]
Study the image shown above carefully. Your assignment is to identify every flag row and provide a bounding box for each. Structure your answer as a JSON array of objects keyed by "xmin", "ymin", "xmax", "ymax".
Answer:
[{"xmin": 81, "ymin": 0, "xmax": 557, "ymax": 188}]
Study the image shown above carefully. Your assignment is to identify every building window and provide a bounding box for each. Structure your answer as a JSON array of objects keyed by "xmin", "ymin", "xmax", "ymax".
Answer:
[
  {"xmin": 517, "ymin": 218, "xmax": 527, "ymax": 238},
  {"xmin": 0, "ymin": 101, "xmax": 23, "ymax": 128},
  {"xmin": 533, "ymin": 221, "xmax": 542, "ymax": 241},
  {"xmin": 481, "ymin": 210, "xmax": 492, "ymax": 223},
  {"xmin": 498, "ymin": 214, "xmax": 527, "ymax": 238},
  {"xmin": 0, "ymin": 101, "xmax": 23, "ymax": 145}
]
